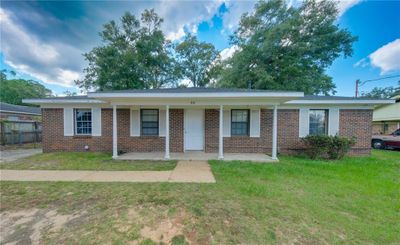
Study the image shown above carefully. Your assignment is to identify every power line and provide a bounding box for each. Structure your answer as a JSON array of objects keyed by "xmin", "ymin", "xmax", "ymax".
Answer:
[
  {"xmin": 355, "ymin": 75, "xmax": 400, "ymax": 97},
  {"xmin": 360, "ymin": 74, "xmax": 400, "ymax": 86}
]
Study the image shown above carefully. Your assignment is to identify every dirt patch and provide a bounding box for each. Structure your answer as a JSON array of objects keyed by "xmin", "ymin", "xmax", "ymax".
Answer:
[
  {"xmin": 0, "ymin": 208, "xmax": 87, "ymax": 244},
  {"xmin": 140, "ymin": 209, "xmax": 190, "ymax": 244}
]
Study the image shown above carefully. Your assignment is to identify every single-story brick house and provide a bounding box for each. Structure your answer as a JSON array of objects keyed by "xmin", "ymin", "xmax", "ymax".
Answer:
[{"xmin": 24, "ymin": 88, "xmax": 394, "ymax": 160}]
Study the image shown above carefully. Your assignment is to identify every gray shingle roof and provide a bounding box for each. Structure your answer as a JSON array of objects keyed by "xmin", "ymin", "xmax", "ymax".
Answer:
[
  {"xmin": 0, "ymin": 102, "xmax": 41, "ymax": 115},
  {"xmin": 23, "ymin": 88, "xmax": 392, "ymax": 101},
  {"xmin": 90, "ymin": 87, "xmax": 294, "ymax": 93}
]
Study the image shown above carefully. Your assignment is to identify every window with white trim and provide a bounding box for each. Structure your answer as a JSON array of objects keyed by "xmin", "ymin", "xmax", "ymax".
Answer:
[
  {"xmin": 75, "ymin": 109, "xmax": 92, "ymax": 135},
  {"xmin": 231, "ymin": 109, "xmax": 249, "ymax": 136},
  {"xmin": 141, "ymin": 109, "xmax": 159, "ymax": 136},
  {"xmin": 309, "ymin": 109, "xmax": 328, "ymax": 135}
]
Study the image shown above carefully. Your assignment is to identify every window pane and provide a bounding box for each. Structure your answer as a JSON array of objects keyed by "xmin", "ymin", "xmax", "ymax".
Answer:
[
  {"xmin": 309, "ymin": 110, "xmax": 328, "ymax": 135},
  {"xmin": 231, "ymin": 110, "xmax": 249, "ymax": 136},
  {"xmin": 75, "ymin": 109, "xmax": 92, "ymax": 135},
  {"xmin": 141, "ymin": 109, "xmax": 159, "ymax": 136},
  {"xmin": 232, "ymin": 110, "xmax": 248, "ymax": 122}
]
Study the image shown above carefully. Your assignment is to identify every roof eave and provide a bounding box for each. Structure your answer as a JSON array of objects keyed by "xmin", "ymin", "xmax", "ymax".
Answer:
[
  {"xmin": 22, "ymin": 99, "xmax": 104, "ymax": 105},
  {"xmin": 285, "ymin": 99, "xmax": 396, "ymax": 105},
  {"xmin": 87, "ymin": 91, "xmax": 305, "ymax": 99}
]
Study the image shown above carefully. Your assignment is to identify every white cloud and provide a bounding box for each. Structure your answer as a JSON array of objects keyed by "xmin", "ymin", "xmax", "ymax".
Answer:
[
  {"xmin": 369, "ymin": 39, "xmax": 400, "ymax": 74},
  {"xmin": 155, "ymin": 0, "xmax": 223, "ymax": 41},
  {"xmin": 221, "ymin": 1, "xmax": 256, "ymax": 32},
  {"xmin": 220, "ymin": 45, "xmax": 240, "ymax": 60},
  {"xmin": 0, "ymin": 8, "xmax": 83, "ymax": 87},
  {"xmin": 353, "ymin": 57, "xmax": 369, "ymax": 68},
  {"xmin": 337, "ymin": 0, "xmax": 362, "ymax": 16}
]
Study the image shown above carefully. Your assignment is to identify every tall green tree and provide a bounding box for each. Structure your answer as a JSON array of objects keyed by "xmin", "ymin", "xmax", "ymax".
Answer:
[
  {"xmin": 76, "ymin": 10, "xmax": 178, "ymax": 91},
  {"xmin": 175, "ymin": 34, "xmax": 219, "ymax": 87},
  {"xmin": 0, "ymin": 70, "xmax": 52, "ymax": 106},
  {"xmin": 361, "ymin": 82, "xmax": 400, "ymax": 99},
  {"xmin": 217, "ymin": 0, "xmax": 357, "ymax": 95}
]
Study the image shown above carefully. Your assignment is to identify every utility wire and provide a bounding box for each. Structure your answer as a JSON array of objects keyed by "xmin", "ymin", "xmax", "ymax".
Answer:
[{"xmin": 360, "ymin": 74, "xmax": 400, "ymax": 86}]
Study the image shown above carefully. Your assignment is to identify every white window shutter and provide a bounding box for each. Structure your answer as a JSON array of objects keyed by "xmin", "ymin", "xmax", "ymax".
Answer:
[
  {"xmin": 92, "ymin": 108, "xmax": 102, "ymax": 136},
  {"xmin": 159, "ymin": 109, "xmax": 166, "ymax": 136},
  {"xmin": 299, "ymin": 108, "xmax": 309, "ymax": 137},
  {"xmin": 223, "ymin": 109, "xmax": 231, "ymax": 137},
  {"xmin": 250, "ymin": 109, "xmax": 261, "ymax": 137},
  {"xmin": 328, "ymin": 108, "xmax": 340, "ymax": 136},
  {"xmin": 63, "ymin": 108, "xmax": 74, "ymax": 136},
  {"xmin": 130, "ymin": 109, "xmax": 140, "ymax": 136}
]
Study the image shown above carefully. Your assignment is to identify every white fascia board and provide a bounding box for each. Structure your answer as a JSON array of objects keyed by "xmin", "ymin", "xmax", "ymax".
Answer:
[
  {"xmin": 22, "ymin": 99, "xmax": 105, "ymax": 104},
  {"xmin": 285, "ymin": 99, "xmax": 395, "ymax": 105},
  {"xmin": 88, "ymin": 92, "xmax": 304, "ymax": 98}
]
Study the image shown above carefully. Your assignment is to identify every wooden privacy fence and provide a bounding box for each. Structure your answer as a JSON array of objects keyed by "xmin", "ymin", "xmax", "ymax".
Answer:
[{"xmin": 0, "ymin": 121, "xmax": 42, "ymax": 146}]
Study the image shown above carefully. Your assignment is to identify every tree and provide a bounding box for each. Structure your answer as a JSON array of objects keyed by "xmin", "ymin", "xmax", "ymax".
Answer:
[
  {"xmin": 217, "ymin": 0, "xmax": 357, "ymax": 95},
  {"xmin": 75, "ymin": 10, "xmax": 179, "ymax": 91},
  {"xmin": 361, "ymin": 82, "xmax": 400, "ymax": 99},
  {"xmin": 0, "ymin": 70, "xmax": 52, "ymax": 106},
  {"xmin": 63, "ymin": 90, "xmax": 78, "ymax": 97},
  {"xmin": 175, "ymin": 34, "xmax": 219, "ymax": 87}
]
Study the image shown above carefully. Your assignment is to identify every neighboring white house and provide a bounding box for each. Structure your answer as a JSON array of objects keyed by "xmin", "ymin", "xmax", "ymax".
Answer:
[{"xmin": 373, "ymin": 95, "xmax": 400, "ymax": 134}]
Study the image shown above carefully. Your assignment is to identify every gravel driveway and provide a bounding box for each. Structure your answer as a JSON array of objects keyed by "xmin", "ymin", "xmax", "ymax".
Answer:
[{"xmin": 0, "ymin": 149, "xmax": 42, "ymax": 163}]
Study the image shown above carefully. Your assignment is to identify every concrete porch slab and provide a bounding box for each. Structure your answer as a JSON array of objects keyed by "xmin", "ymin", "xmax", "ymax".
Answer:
[{"xmin": 116, "ymin": 151, "xmax": 277, "ymax": 162}]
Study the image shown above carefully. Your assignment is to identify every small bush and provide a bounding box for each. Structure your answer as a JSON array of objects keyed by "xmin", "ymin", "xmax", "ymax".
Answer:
[
  {"xmin": 301, "ymin": 135, "xmax": 331, "ymax": 159},
  {"xmin": 301, "ymin": 135, "xmax": 356, "ymax": 160},
  {"xmin": 327, "ymin": 135, "xmax": 356, "ymax": 160}
]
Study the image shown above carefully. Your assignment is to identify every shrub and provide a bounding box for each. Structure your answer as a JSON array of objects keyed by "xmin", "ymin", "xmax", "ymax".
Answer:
[
  {"xmin": 301, "ymin": 135, "xmax": 356, "ymax": 160},
  {"xmin": 301, "ymin": 135, "xmax": 331, "ymax": 159},
  {"xmin": 327, "ymin": 135, "xmax": 356, "ymax": 160}
]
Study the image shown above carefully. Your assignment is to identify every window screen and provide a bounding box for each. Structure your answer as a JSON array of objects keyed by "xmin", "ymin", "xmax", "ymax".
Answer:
[
  {"xmin": 75, "ymin": 109, "xmax": 92, "ymax": 135},
  {"xmin": 141, "ymin": 109, "xmax": 159, "ymax": 136},
  {"xmin": 309, "ymin": 109, "xmax": 328, "ymax": 135},
  {"xmin": 231, "ymin": 109, "xmax": 249, "ymax": 136}
]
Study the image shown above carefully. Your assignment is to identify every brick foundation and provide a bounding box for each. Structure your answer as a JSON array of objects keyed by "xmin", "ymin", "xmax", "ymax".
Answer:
[{"xmin": 42, "ymin": 108, "xmax": 373, "ymax": 156}]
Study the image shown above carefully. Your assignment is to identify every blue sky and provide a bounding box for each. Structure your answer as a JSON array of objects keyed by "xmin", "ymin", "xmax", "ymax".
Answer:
[{"xmin": 1, "ymin": 0, "xmax": 399, "ymax": 96}]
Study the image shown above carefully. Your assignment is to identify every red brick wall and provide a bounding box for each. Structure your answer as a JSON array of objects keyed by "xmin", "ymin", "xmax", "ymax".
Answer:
[
  {"xmin": 204, "ymin": 108, "xmax": 372, "ymax": 155},
  {"xmin": 42, "ymin": 108, "xmax": 184, "ymax": 153},
  {"xmin": 205, "ymin": 109, "xmax": 300, "ymax": 154},
  {"xmin": 42, "ymin": 107, "xmax": 373, "ymax": 156},
  {"xmin": 42, "ymin": 108, "xmax": 112, "ymax": 152},
  {"xmin": 339, "ymin": 109, "xmax": 373, "ymax": 155}
]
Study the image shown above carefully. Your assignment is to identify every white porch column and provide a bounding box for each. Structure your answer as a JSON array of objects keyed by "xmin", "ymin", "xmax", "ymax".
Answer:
[
  {"xmin": 165, "ymin": 105, "xmax": 170, "ymax": 159},
  {"xmin": 219, "ymin": 105, "xmax": 224, "ymax": 160},
  {"xmin": 272, "ymin": 104, "xmax": 278, "ymax": 160},
  {"xmin": 112, "ymin": 105, "xmax": 118, "ymax": 159}
]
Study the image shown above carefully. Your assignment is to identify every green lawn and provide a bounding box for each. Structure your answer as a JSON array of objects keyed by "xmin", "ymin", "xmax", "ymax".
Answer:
[
  {"xmin": 0, "ymin": 152, "xmax": 177, "ymax": 171},
  {"xmin": 0, "ymin": 150, "xmax": 399, "ymax": 244}
]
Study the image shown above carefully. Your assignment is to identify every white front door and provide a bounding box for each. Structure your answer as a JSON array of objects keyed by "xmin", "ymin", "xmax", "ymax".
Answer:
[{"xmin": 184, "ymin": 109, "xmax": 205, "ymax": 151}]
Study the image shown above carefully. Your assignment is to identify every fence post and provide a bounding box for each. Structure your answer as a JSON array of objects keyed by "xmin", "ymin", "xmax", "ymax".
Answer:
[
  {"xmin": 19, "ymin": 131, "xmax": 22, "ymax": 146},
  {"xmin": 0, "ymin": 122, "xmax": 5, "ymax": 146}
]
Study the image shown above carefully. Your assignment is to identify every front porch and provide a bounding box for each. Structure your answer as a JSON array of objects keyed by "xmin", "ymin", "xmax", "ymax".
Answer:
[{"xmin": 116, "ymin": 151, "xmax": 277, "ymax": 162}]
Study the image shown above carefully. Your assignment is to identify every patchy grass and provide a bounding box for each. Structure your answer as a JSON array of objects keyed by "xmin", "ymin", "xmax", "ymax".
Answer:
[
  {"xmin": 0, "ymin": 150, "xmax": 399, "ymax": 244},
  {"xmin": 0, "ymin": 152, "xmax": 177, "ymax": 171}
]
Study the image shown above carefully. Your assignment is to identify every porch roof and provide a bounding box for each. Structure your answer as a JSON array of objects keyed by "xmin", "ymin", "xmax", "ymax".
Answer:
[{"xmin": 22, "ymin": 88, "xmax": 395, "ymax": 107}]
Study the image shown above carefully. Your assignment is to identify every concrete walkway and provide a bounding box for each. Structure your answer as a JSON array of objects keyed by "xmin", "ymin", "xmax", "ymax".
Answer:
[{"xmin": 0, "ymin": 161, "xmax": 216, "ymax": 183}]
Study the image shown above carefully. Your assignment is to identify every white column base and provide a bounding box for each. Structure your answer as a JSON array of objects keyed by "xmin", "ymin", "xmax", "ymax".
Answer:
[
  {"xmin": 112, "ymin": 105, "xmax": 118, "ymax": 159},
  {"xmin": 272, "ymin": 104, "xmax": 278, "ymax": 160},
  {"xmin": 218, "ymin": 105, "xmax": 224, "ymax": 160},
  {"xmin": 165, "ymin": 105, "xmax": 170, "ymax": 160}
]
